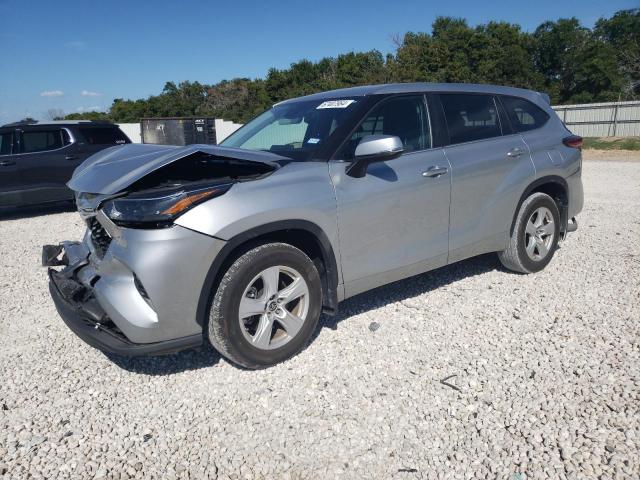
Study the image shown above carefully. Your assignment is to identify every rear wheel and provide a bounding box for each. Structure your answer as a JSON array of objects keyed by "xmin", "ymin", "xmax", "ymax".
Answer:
[
  {"xmin": 499, "ymin": 192, "xmax": 560, "ymax": 273},
  {"xmin": 207, "ymin": 242, "xmax": 322, "ymax": 369}
]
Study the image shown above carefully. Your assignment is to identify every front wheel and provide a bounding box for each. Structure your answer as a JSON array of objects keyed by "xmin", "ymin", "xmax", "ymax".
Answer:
[
  {"xmin": 498, "ymin": 192, "xmax": 560, "ymax": 273},
  {"xmin": 207, "ymin": 242, "xmax": 322, "ymax": 369}
]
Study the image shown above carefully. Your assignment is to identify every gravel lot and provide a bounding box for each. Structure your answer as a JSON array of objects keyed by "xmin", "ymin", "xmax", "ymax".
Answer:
[{"xmin": 1, "ymin": 159, "xmax": 639, "ymax": 479}]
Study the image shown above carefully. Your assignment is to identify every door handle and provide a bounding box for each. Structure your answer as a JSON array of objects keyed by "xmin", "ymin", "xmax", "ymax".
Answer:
[
  {"xmin": 65, "ymin": 155, "xmax": 78, "ymax": 161},
  {"xmin": 422, "ymin": 166, "xmax": 448, "ymax": 178},
  {"xmin": 0, "ymin": 160, "xmax": 16, "ymax": 166},
  {"xmin": 507, "ymin": 147, "xmax": 524, "ymax": 158}
]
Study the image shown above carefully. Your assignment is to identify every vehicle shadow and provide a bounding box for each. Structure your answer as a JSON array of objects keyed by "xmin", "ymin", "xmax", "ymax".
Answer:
[
  {"xmin": 105, "ymin": 344, "xmax": 222, "ymax": 375},
  {"xmin": 315, "ymin": 253, "xmax": 502, "ymax": 335},
  {"xmin": 106, "ymin": 253, "xmax": 502, "ymax": 375},
  {"xmin": 0, "ymin": 202, "xmax": 75, "ymax": 220}
]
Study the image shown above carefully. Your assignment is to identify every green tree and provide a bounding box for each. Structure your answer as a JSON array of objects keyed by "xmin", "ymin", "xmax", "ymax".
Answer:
[
  {"xmin": 595, "ymin": 9, "xmax": 640, "ymax": 97},
  {"xmin": 63, "ymin": 9, "xmax": 638, "ymax": 123},
  {"xmin": 64, "ymin": 111, "xmax": 110, "ymax": 121},
  {"xmin": 533, "ymin": 18, "xmax": 623, "ymax": 103}
]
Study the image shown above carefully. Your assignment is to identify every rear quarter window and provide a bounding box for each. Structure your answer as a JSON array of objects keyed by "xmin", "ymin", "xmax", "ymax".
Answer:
[
  {"xmin": 440, "ymin": 94, "xmax": 502, "ymax": 144},
  {"xmin": 501, "ymin": 96, "xmax": 550, "ymax": 133},
  {"xmin": 79, "ymin": 127, "xmax": 130, "ymax": 145}
]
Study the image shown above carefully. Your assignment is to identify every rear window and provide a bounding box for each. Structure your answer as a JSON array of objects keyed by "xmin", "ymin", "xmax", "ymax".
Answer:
[
  {"xmin": 79, "ymin": 127, "xmax": 129, "ymax": 145},
  {"xmin": 22, "ymin": 129, "xmax": 64, "ymax": 153},
  {"xmin": 501, "ymin": 96, "xmax": 550, "ymax": 132},
  {"xmin": 440, "ymin": 94, "xmax": 502, "ymax": 144},
  {"xmin": 0, "ymin": 131, "xmax": 12, "ymax": 155}
]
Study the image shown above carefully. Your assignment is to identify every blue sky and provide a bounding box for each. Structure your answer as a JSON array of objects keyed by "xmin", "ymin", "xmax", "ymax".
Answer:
[{"xmin": 0, "ymin": 0, "xmax": 636, "ymax": 124}]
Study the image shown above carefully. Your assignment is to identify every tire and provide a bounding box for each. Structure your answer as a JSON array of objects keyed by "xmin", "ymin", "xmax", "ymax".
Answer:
[
  {"xmin": 498, "ymin": 192, "xmax": 560, "ymax": 274},
  {"xmin": 207, "ymin": 242, "xmax": 322, "ymax": 369}
]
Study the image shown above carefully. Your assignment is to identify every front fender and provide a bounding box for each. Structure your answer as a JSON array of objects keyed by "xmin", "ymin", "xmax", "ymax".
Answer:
[{"xmin": 175, "ymin": 161, "xmax": 339, "ymax": 248}]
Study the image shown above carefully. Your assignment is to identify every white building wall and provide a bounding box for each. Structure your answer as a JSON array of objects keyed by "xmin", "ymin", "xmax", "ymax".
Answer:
[
  {"xmin": 215, "ymin": 118, "xmax": 243, "ymax": 143},
  {"xmin": 117, "ymin": 123, "xmax": 142, "ymax": 143}
]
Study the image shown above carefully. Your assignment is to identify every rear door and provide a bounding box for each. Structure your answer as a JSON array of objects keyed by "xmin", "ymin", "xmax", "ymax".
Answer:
[
  {"xmin": 0, "ymin": 129, "xmax": 23, "ymax": 206},
  {"xmin": 16, "ymin": 127, "xmax": 77, "ymax": 204},
  {"xmin": 439, "ymin": 93, "xmax": 534, "ymax": 262}
]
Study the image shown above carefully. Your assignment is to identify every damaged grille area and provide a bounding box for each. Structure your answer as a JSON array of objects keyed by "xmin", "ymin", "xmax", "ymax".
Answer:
[{"xmin": 87, "ymin": 217, "xmax": 111, "ymax": 258}]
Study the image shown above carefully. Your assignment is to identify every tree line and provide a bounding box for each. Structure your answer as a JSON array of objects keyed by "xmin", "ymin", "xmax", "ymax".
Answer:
[{"xmin": 64, "ymin": 9, "xmax": 639, "ymax": 124}]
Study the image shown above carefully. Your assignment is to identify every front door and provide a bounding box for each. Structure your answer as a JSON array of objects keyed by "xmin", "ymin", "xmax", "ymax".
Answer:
[{"xmin": 329, "ymin": 95, "xmax": 451, "ymax": 298}]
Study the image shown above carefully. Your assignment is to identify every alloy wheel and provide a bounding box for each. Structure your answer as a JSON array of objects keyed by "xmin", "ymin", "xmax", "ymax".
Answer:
[
  {"xmin": 524, "ymin": 206, "xmax": 555, "ymax": 261},
  {"xmin": 238, "ymin": 265, "xmax": 310, "ymax": 350}
]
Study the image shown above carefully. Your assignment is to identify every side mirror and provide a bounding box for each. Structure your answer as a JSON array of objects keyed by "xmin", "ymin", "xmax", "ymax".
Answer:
[{"xmin": 346, "ymin": 135, "xmax": 404, "ymax": 178}]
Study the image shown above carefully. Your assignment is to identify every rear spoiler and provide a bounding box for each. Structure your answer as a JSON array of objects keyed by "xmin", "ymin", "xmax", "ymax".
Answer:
[{"xmin": 539, "ymin": 92, "xmax": 551, "ymax": 105}]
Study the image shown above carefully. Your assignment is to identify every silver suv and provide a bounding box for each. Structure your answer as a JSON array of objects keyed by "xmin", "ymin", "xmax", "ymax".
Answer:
[{"xmin": 43, "ymin": 83, "xmax": 583, "ymax": 369}]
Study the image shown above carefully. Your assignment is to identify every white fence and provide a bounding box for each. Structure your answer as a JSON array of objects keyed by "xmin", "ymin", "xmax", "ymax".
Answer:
[{"xmin": 552, "ymin": 101, "xmax": 640, "ymax": 137}]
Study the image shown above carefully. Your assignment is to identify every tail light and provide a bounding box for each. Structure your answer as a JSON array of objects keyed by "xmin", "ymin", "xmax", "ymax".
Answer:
[{"xmin": 563, "ymin": 135, "xmax": 583, "ymax": 149}]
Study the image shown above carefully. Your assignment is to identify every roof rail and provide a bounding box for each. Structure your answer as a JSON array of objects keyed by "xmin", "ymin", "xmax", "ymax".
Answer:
[{"xmin": 2, "ymin": 120, "xmax": 38, "ymax": 127}]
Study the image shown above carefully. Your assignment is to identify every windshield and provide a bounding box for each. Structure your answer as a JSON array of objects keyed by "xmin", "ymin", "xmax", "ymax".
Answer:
[{"xmin": 220, "ymin": 98, "xmax": 361, "ymax": 161}]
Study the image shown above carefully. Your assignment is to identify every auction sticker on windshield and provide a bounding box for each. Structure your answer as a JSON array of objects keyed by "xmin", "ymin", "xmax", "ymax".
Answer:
[{"xmin": 316, "ymin": 99, "xmax": 356, "ymax": 109}]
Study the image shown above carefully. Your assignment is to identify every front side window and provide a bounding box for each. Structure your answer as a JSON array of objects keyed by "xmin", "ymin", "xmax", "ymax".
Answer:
[
  {"xmin": 0, "ymin": 131, "xmax": 12, "ymax": 155},
  {"xmin": 21, "ymin": 129, "xmax": 64, "ymax": 153},
  {"xmin": 501, "ymin": 96, "xmax": 550, "ymax": 133},
  {"xmin": 340, "ymin": 95, "xmax": 430, "ymax": 159},
  {"xmin": 79, "ymin": 127, "xmax": 129, "ymax": 145},
  {"xmin": 441, "ymin": 94, "xmax": 502, "ymax": 144},
  {"xmin": 220, "ymin": 98, "xmax": 362, "ymax": 161}
]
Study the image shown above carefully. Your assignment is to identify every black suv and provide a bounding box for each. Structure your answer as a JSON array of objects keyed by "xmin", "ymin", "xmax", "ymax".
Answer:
[{"xmin": 0, "ymin": 121, "xmax": 131, "ymax": 208}]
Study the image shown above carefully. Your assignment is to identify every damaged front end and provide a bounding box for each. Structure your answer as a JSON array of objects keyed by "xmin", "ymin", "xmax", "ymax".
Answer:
[
  {"xmin": 45, "ymin": 240, "xmax": 204, "ymax": 356},
  {"xmin": 43, "ymin": 144, "xmax": 282, "ymax": 356}
]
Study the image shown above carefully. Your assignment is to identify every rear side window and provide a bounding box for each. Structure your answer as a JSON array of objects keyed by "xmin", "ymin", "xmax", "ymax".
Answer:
[
  {"xmin": 22, "ymin": 129, "xmax": 64, "ymax": 153},
  {"xmin": 0, "ymin": 131, "xmax": 12, "ymax": 155},
  {"xmin": 440, "ymin": 94, "xmax": 502, "ymax": 144},
  {"xmin": 79, "ymin": 127, "xmax": 129, "ymax": 145},
  {"xmin": 501, "ymin": 96, "xmax": 550, "ymax": 132}
]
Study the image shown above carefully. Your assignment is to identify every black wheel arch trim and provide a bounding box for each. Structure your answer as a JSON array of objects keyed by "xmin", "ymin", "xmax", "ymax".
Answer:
[
  {"xmin": 510, "ymin": 176, "xmax": 569, "ymax": 235},
  {"xmin": 196, "ymin": 220, "xmax": 340, "ymax": 329}
]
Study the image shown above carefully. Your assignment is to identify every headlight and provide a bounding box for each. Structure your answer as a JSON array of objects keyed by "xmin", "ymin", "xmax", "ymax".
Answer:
[{"xmin": 102, "ymin": 183, "xmax": 232, "ymax": 228}]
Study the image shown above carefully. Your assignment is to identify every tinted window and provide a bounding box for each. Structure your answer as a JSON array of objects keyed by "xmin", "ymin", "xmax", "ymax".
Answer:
[
  {"xmin": 441, "ymin": 94, "xmax": 502, "ymax": 144},
  {"xmin": 22, "ymin": 129, "xmax": 64, "ymax": 153},
  {"xmin": 0, "ymin": 131, "xmax": 12, "ymax": 155},
  {"xmin": 501, "ymin": 96, "xmax": 550, "ymax": 132},
  {"xmin": 79, "ymin": 127, "xmax": 129, "ymax": 145},
  {"xmin": 341, "ymin": 95, "xmax": 430, "ymax": 159}
]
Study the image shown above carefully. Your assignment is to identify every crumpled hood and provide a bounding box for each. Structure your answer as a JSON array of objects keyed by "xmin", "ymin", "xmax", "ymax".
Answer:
[{"xmin": 67, "ymin": 143, "xmax": 288, "ymax": 195}]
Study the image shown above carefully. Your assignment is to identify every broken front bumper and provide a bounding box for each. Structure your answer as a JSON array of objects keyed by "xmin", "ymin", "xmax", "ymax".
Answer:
[
  {"xmin": 48, "ymin": 265, "xmax": 202, "ymax": 356},
  {"xmin": 43, "ymin": 213, "xmax": 226, "ymax": 356}
]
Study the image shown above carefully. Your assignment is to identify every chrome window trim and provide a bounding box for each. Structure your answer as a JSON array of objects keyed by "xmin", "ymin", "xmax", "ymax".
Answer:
[{"xmin": 10, "ymin": 127, "xmax": 76, "ymax": 156}]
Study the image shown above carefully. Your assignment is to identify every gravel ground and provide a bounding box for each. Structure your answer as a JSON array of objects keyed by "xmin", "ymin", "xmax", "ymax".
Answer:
[{"xmin": 1, "ymin": 160, "xmax": 639, "ymax": 479}]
